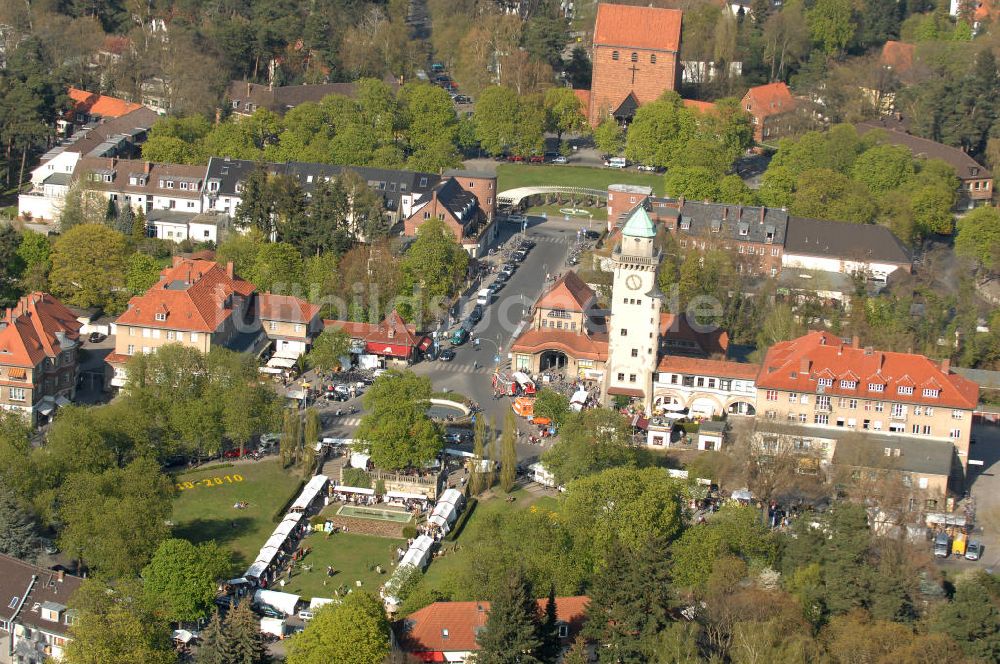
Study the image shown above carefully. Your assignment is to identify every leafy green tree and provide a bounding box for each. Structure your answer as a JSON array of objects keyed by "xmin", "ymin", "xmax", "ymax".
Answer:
[
  {"xmin": 625, "ymin": 94, "xmax": 694, "ymax": 169},
  {"xmin": 124, "ymin": 252, "xmax": 162, "ymax": 295},
  {"xmin": 0, "ymin": 225, "xmax": 23, "ymax": 304},
  {"xmin": 584, "ymin": 537, "xmax": 674, "ymax": 663},
  {"xmin": 308, "ymin": 328, "xmax": 352, "ymax": 373},
  {"xmin": 956, "ymin": 206, "xmax": 1000, "ymax": 273},
  {"xmin": 16, "ymin": 230, "xmax": 51, "ymax": 292},
  {"xmin": 500, "ymin": 411, "xmax": 518, "ymax": 493},
  {"xmin": 142, "ymin": 539, "xmax": 231, "ymax": 623},
  {"xmin": 398, "ymin": 217, "xmax": 469, "ymax": 327},
  {"xmin": 233, "ymin": 165, "xmax": 274, "ymax": 236},
  {"xmin": 223, "ymin": 597, "xmax": 268, "ymax": 664},
  {"xmin": 195, "ymin": 610, "xmax": 228, "ymax": 664},
  {"xmin": 670, "ymin": 504, "xmax": 777, "ymax": 590},
  {"xmin": 850, "ymin": 143, "xmax": 914, "ymax": 195},
  {"xmin": 476, "ymin": 568, "xmax": 542, "ymax": 664},
  {"xmin": 543, "ymin": 87, "xmax": 588, "ymax": 142},
  {"xmin": 664, "ymin": 166, "xmax": 721, "ymax": 201},
  {"xmin": 65, "ymin": 579, "xmax": 177, "ymax": 664},
  {"xmin": 354, "ymin": 370, "xmax": 441, "ymax": 470},
  {"xmin": 532, "ymin": 388, "xmax": 571, "ymax": 427},
  {"xmin": 757, "ymin": 165, "xmax": 797, "ymax": 208},
  {"xmin": 807, "ymin": 0, "xmax": 856, "ymax": 55},
  {"xmin": 541, "ymin": 408, "xmax": 637, "ymax": 485},
  {"xmin": 141, "ymin": 135, "xmax": 204, "ymax": 164},
  {"xmin": 562, "ymin": 467, "xmax": 684, "ymax": 566},
  {"xmin": 249, "ymin": 241, "xmax": 305, "ymax": 293},
  {"xmin": 285, "ymin": 591, "xmax": 390, "ymax": 664},
  {"xmin": 594, "ymin": 117, "xmax": 625, "ymax": 156},
  {"xmin": 523, "ymin": 14, "xmax": 568, "ymax": 68},
  {"xmin": 402, "ymin": 83, "xmax": 461, "ymax": 166},
  {"xmin": 931, "ymin": 571, "xmax": 1000, "ymax": 661},
  {"xmin": 474, "ymin": 86, "xmax": 521, "ymax": 155},
  {"xmin": 717, "ymin": 175, "xmax": 759, "ymax": 205},
  {"xmin": 471, "ymin": 415, "xmax": 489, "ymax": 495},
  {"xmin": 910, "ymin": 184, "xmax": 956, "ymax": 236},
  {"xmin": 49, "ymin": 224, "xmax": 127, "ymax": 310},
  {"xmin": 790, "ymin": 169, "xmax": 877, "ymax": 223},
  {"xmin": 0, "ymin": 482, "xmax": 39, "ymax": 561}
]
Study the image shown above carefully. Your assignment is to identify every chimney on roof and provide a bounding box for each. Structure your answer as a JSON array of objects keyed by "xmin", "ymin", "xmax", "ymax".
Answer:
[
  {"xmin": 57, "ymin": 570, "xmax": 64, "ymax": 583},
  {"xmin": 851, "ymin": 335, "xmax": 860, "ymax": 349},
  {"xmin": 144, "ymin": 161, "xmax": 151, "ymax": 175},
  {"xmin": 722, "ymin": 207, "xmax": 728, "ymax": 221},
  {"xmin": 246, "ymin": 81, "xmax": 251, "ymax": 97},
  {"xmin": 678, "ymin": 195, "xmax": 684, "ymax": 208},
  {"xmin": 226, "ymin": 261, "xmax": 234, "ymax": 279},
  {"xmin": 941, "ymin": 358, "xmax": 950, "ymax": 373},
  {"xmin": 759, "ymin": 207, "xmax": 765, "ymax": 224},
  {"xmin": 864, "ymin": 346, "xmax": 874, "ymax": 356},
  {"xmin": 799, "ymin": 358, "xmax": 810, "ymax": 375}
]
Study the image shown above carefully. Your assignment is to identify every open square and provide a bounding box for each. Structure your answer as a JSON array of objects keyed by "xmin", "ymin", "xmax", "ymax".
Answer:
[
  {"xmin": 171, "ymin": 459, "xmax": 304, "ymax": 575},
  {"xmin": 278, "ymin": 531, "xmax": 406, "ymax": 601}
]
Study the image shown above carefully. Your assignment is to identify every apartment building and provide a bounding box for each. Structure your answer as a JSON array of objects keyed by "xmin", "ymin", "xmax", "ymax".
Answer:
[
  {"xmin": 0, "ymin": 555, "xmax": 82, "ymax": 664},
  {"xmin": 755, "ymin": 331, "xmax": 980, "ymax": 473},
  {"xmin": 0, "ymin": 293, "xmax": 82, "ymax": 426}
]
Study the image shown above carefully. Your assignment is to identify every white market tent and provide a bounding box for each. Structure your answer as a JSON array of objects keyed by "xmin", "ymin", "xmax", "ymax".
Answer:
[
  {"xmin": 350, "ymin": 452, "xmax": 371, "ymax": 469},
  {"xmin": 290, "ymin": 475, "xmax": 329, "ymax": 512},
  {"xmin": 333, "ymin": 485, "xmax": 375, "ymax": 495},
  {"xmin": 172, "ymin": 629, "xmax": 195, "ymax": 644},
  {"xmin": 386, "ymin": 490, "xmax": 428, "ymax": 501},
  {"xmin": 253, "ymin": 589, "xmax": 299, "ymax": 616},
  {"xmin": 245, "ymin": 561, "xmax": 268, "ymax": 579},
  {"xmin": 267, "ymin": 356, "xmax": 297, "ymax": 369},
  {"xmin": 437, "ymin": 488, "xmax": 463, "ymax": 507},
  {"xmin": 263, "ymin": 533, "xmax": 288, "ymax": 552},
  {"xmin": 428, "ymin": 502, "xmax": 458, "ymax": 530},
  {"xmin": 731, "ymin": 489, "xmax": 754, "ymax": 501},
  {"xmin": 310, "ymin": 597, "xmax": 337, "ymax": 611}
]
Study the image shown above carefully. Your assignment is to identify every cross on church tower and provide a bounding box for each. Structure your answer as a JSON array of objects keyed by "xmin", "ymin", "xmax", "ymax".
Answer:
[{"xmin": 629, "ymin": 62, "xmax": 639, "ymax": 84}]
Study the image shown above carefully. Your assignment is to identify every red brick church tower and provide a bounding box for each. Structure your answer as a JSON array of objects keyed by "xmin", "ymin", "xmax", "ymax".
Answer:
[{"xmin": 586, "ymin": 3, "xmax": 683, "ymax": 127}]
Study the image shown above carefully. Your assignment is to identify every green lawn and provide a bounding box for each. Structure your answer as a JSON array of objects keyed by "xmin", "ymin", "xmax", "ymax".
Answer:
[
  {"xmin": 523, "ymin": 203, "xmax": 608, "ymax": 222},
  {"xmin": 419, "ymin": 488, "xmax": 553, "ymax": 590},
  {"xmin": 171, "ymin": 459, "xmax": 304, "ymax": 575},
  {"xmin": 279, "ymin": 531, "xmax": 405, "ymax": 601},
  {"xmin": 497, "ymin": 163, "xmax": 664, "ymax": 195}
]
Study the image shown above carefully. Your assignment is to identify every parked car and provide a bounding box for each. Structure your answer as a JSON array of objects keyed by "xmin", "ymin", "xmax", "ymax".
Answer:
[
  {"xmin": 256, "ymin": 605, "xmax": 284, "ymax": 619},
  {"xmin": 88, "ymin": 332, "xmax": 106, "ymax": 343},
  {"xmin": 298, "ymin": 610, "xmax": 314, "ymax": 622},
  {"xmin": 443, "ymin": 431, "xmax": 471, "ymax": 444},
  {"xmin": 431, "ymin": 63, "xmax": 445, "ymax": 72},
  {"xmin": 512, "ymin": 249, "xmax": 528, "ymax": 263},
  {"xmin": 454, "ymin": 95, "xmax": 472, "ymax": 104},
  {"xmin": 637, "ymin": 164, "xmax": 658, "ymax": 172},
  {"xmin": 582, "ymin": 230, "xmax": 601, "ymax": 240},
  {"xmin": 551, "ymin": 155, "xmax": 568, "ymax": 164},
  {"xmin": 508, "ymin": 155, "xmax": 526, "ymax": 163},
  {"xmin": 440, "ymin": 348, "xmax": 457, "ymax": 361},
  {"xmin": 528, "ymin": 155, "xmax": 544, "ymax": 163},
  {"xmin": 965, "ymin": 540, "xmax": 983, "ymax": 561},
  {"xmin": 373, "ymin": 368, "xmax": 389, "ymax": 378},
  {"xmin": 469, "ymin": 307, "xmax": 482, "ymax": 324},
  {"xmin": 933, "ymin": 532, "xmax": 951, "ymax": 558},
  {"xmin": 604, "ymin": 156, "xmax": 627, "ymax": 168},
  {"xmin": 494, "ymin": 272, "xmax": 509, "ymax": 284},
  {"xmin": 490, "ymin": 280, "xmax": 505, "ymax": 294},
  {"xmin": 501, "ymin": 263, "xmax": 517, "ymax": 277},
  {"xmin": 519, "ymin": 238, "xmax": 535, "ymax": 250},
  {"xmin": 449, "ymin": 327, "xmax": 469, "ymax": 346}
]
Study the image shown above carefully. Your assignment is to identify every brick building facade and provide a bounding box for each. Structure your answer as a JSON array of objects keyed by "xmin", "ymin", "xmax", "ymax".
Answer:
[{"xmin": 587, "ymin": 3, "xmax": 682, "ymax": 126}]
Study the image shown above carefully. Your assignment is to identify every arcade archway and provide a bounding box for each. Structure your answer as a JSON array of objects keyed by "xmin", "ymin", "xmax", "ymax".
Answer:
[{"xmin": 540, "ymin": 350, "xmax": 568, "ymax": 371}]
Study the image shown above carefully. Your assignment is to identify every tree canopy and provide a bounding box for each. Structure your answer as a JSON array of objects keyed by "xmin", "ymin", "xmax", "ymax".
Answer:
[
  {"xmin": 285, "ymin": 591, "xmax": 391, "ymax": 664},
  {"xmin": 353, "ymin": 370, "xmax": 441, "ymax": 470}
]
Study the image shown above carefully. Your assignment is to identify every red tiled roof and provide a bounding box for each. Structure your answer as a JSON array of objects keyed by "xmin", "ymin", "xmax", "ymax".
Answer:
[
  {"xmin": 115, "ymin": 258, "xmax": 255, "ymax": 333},
  {"xmin": 324, "ymin": 310, "xmax": 418, "ymax": 347},
  {"xmin": 0, "ymin": 293, "xmax": 82, "ymax": 368},
  {"xmin": 535, "ymin": 271, "xmax": 596, "ymax": 312},
  {"xmin": 683, "ymin": 99, "xmax": 717, "ymax": 114},
  {"xmin": 510, "ymin": 329, "xmax": 609, "ymax": 361},
  {"xmin": 401, "ymin": 596, "xmax": 589, "ymax": 655},
  {"xmin": 593, "ymin": 3, "xmax": 682, "ymax": 52},
  {"xmin": 880, "ymin": 41, "xmax": 915, "ymax": 73},
  {"xmin": 659, "ymin": 313, "xmax": 729, "ymax": 357},
  {"xmin": 756, "ymin": 331, "xmax": 980, "ymax": 410},
  {"xmin": 608, "ymin": 386, "xmax": 645, "ymax": 398},
  {"xmin": 658, "ymin": 356, "xmax": 760, "ymax": 380},
  {"xmin": 258, "ymin": 294, "xmax": 320, "ymax": 324},
  {"xmin": 68, "ymin": 87, "xmax": 143, "ymax": 118},
  {"xmin": 742, "ymin": 82, "xmax": 795, "ymax": 119}
]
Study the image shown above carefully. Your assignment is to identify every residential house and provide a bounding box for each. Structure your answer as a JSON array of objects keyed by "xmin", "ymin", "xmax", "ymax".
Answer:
[
  {"xmin": 258, "ymin": 294, "xmax": 322, "ymax": 359},
  {"xmin": 107, "ymin": 257, "xmax": 265, "ymax": 387},
  {"xmin": 403, "ymin": 176, "xmax": 499, "ymax": 256},
  {"xmin": 0, "ymin": 293, "xmax": 82, "ymax": 426},
  {"xmin": 397, "ymin": 596, "xmax": 589, "ymax": 663},
  {"xmin": 857, "ymin": 118, "xmax": 993, "ymax": 209},
  {"xmin": 605, "ymin": 184, "xmax": 652, "ymax": 230},
  {"xmin": 148, "ymin": 210, "xmax": 231, "ymax": 244},
  {"xmin": 72, "ymin": 157, "xmax": 205, "ymax": 216},
  {"xmin": 741, "ymin": 82, "xmax": 798, "ymax": 143},
  {"xmin": 510, "ymin": 271, "xmax": 609, "ymax": 380},
  {"xmin": 224, "ymin": 75, "xmax": 400, "ymax": 117},
  {"xmin": 0, "ymin": 555, "xmax": 82, "ymax": 664},
  {"xmin": 19, "ymin": 106, "xmax": 159, "ymax": 221},
  {"xmin": 781, "ymin": 215, "xmax": 912, "ymax": 283},
  {"xmin": 754, "ymin": 331, "xmax": 980, "ymax": 477},
  {"xmin": 323, "ymin": 310, "xmax": 422, "ymax": 367},
  {"xmin": 585, "ymin": 3, "xmax": 682, "ymax": 126}
]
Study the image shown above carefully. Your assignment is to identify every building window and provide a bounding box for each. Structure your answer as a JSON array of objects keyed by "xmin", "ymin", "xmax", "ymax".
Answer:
[
  {"xmin": 818, "ymin": 378, "xmax": 833, "ymax": 388},
  {"xmin": 631, "ymin": 349, "xmax": 638, "ymax": 357},
  {"xmin": 650, "ymin": 54, "xmax": 657, "ymax": 64},
  {"xmin": 269, "ymin": 322, "xmax": 278, "ymax": 331},
  {"xmin": 294, "ymin": 324, "xmax": 303, "ymax": 333},
  {"xmin": 848, "ymin": 399, "xmax": 858, "ymax": 409},
  {"xmin": 840, "ymin": 380, "xmax": 856, "ymax": 390},
  {"xmin": 952, "ymin": 410, "xmax": 964, "ymax": 419},
  {"xmin": 612, "ymin": 51, "xmax": 619, "ymax": 60},
  {"xmin": 629, "ymin": 374, "xmax": 636, "ymax": 382},
  {"xmin": 154, "ymin": 312, "xmax": 167, "ymax": 321},
  {"xmin": 814, "ymin": 414, "xmax": 829, "ymax": 425},
  {"xmin": 891, "ymin": 403, "xmax": 906, "ymax": 418},
  {"xmin": 166, "ymin": 331, "xmax": 176, "ymax": 341},
  {"xmin": 817, "ymin": 395, "xmax": 831, "ymax": 410},
  {"xmin": 630, "ymin": 52, "xmax": 638, "ymax": 62},
  {"xmin": 620, "ymin": 329, "xmax": 627, "ymax": 336},
  {"xmin": 190, "ymin": 332, "xmax": 199, "ymax": 342},
  {"xmin": 925, "ymin": 407, "xmax": 934, "ymax": 416},
  {"xmin": 8, "ymin": 387, "xmax": 25, "ymax": 401},
  {"xmin": 765, "ymin": 390, "xmax": 778, "ymax": 401},
  {"xmin": 874, "ymin": 402, "xmax": 884, "ymax": 412},
  {"xmin": 617, "ymin": 373, "xmax": 625, "ymax": 381},
  {"xmin": 922, "ymin": 388, "xmax": 939, "ymax": 398},
  {"xmin": 923, "ymin": 425, "xmax": 931, "ymax": 435},
  {"xmin": 897, "ymin": 385, "xmax": 913, "ymax": 395},
  {"xmin": 950, "ymin": 429, "xmax": 961, "ymax": 439},
  {"xmin": 868, "ymin": 383, "xmax": 884, "ymax": 392},
  {"xmin": 558, "ymin": 624, "xmax": 568, "ymax": 638}
]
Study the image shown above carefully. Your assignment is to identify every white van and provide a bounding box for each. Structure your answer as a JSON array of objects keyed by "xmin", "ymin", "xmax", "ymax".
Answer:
[
  {"xmin": 476, "ymin": 288, "xmax": 492, "ymax": 306},
  {"xmin": 605, "ymin": 157, "xmax": 627, "ymax": 169}
]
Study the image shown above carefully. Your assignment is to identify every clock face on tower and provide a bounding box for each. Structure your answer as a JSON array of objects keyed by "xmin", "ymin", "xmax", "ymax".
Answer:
[{"xmin": 625, "ymin": 275, "xmax": 642, "ymax": 291}]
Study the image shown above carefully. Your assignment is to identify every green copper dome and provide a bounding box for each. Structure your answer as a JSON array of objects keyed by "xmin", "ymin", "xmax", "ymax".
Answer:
[{"xmin": 622, "ymin": 206, "xmax": 656, "ymax": 238}]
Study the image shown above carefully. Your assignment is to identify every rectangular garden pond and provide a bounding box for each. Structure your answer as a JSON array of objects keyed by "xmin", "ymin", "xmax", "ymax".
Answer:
[{"xmin": 337, "ymin": 505, "xmax": 413, "ymax": 523}]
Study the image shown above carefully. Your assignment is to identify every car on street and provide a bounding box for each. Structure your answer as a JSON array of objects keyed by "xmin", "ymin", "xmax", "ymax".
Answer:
[
  {"xmin": 469, "ymin": 307, "xmax": 482, "ymax": 324},
  {"xmin": 494, "ymin": 271, "xmax": 509, "ymax": 284},
  {"xmin": 449, "ymin": 327, "xmax": 469, "ymax": 345},
  {"xmin": 551, "ymin": 155, "xmax": 568, "ymax": 164},
  {"xmin": 501, "ymin": 263, "xmax": 516, "ymax": 277},
  {"xmin": 298, "ymin": 610, "xmax": 314, "ymax": 622},
  {"xmin": 933, "ymin": 532, "xmax": 951, "ymax": 558},
  {"xmin": 424, "ymin": 346, "xmax": 439, "ymax": 361},
  {"xmin": 519, "ymin": 238, "xmax": 535, "ymax": 250},
  {"xmin": 512, "ymin": 249, "xmax": 528, "ymax": 262},
  {"xmin": 223, "ymin": 447, "xmax": 248, "ymax": 459},
  {"xmin": 637, "ymin": 164, "xmax": 658, "ymax": 172},
  {"xmin": 490, "ymin": 280, "xmax": 505, "ymax": 294},
  {"xmin": 325, "ymin": 391, "xmax": 349, "ymax": 402},
  {"xmin": 529, "ymin": 155, "xmax": 544, "ymax": 163},
  {"xmin": 454, "ymin": 95, "xmax": 472, "ymax": 104},
  {"xmin": 604, "ymin": 157, "xmax": 627, "ymax": 168},
  {"xmin": 582, "ymin": 230, "xmax": 601, "ymax": 240},
  {"xmin": 443, "ymin": 431, "xmax": 471, "ymax": 444},
  {"xmin": 440, "ymin": 348, "xmax": 457, "ymax": 361},
  {"xmin": 965, "ymin": 540, "xmax": 983, "ymax": 561},
  {"xmin": 88, "ymin": 332, "xmax": 107, "ymax": 343},
  {"xmin": 256, "ymin": 605, "xmax": 285, "ymax": 619}
]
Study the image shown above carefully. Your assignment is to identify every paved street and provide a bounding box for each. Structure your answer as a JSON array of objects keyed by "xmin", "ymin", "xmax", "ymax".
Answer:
[{"xmin": 316, "ymin": 214, "xmax": 587, "ymax": 464}]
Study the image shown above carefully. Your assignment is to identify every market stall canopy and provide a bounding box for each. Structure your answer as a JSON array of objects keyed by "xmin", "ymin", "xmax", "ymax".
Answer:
[
  {"xmin": 253, "ymin": 589, "xmax": 300, "ymax": 616},
  {"xmin": 350, "ymin": 452, "xmax": 371, "ymax": 469},
  {"xmin": 245, "ymin": 561, "xmax": 268, "ymax": 579},
  {"xmin": 570, "ymin": 388, "xmax": 589, "ymax": 404},
  {"xmin": 437, "ymin": 488, "xmax": 463, "ymax": 507},
  {"xmin": 387, "ymin": 490, "xmax": 428, "ymax": 501},
  {"xmin": 172, "ymin": 630, "xmax": 195, "ymax": 644},
  {"xmin": 731, "ymin": 489, "xmax": 753, "ymax": 501},
  {"xmin": 290, "ymin": 474, "xmax": 329, "ymax": 511},
  {"xmin": 333, "ymin": 485, "xmax": 375, "ymax": 495},
  {"xmin": 267, "ymin": 356, "xmax": 297, "ymax": 369}
]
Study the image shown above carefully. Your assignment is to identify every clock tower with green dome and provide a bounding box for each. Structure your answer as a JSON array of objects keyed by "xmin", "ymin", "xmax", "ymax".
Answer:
[{"xmin": 604, "ymin": 205, "xmax": 662, "ymax": 412}]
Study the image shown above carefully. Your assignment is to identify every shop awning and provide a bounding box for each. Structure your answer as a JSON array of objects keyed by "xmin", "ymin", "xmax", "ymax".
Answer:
[
  {"xmin": 7, "ymin": 367, "xmax": 27, "ymax": 380},
  {"xmin": 55, "ymin": 395, "xmax": 72, "ymax": 407},
  {"xmin": 365, "ymin": 342, "xmax": 412, "ymax": 358},
  {"xmin": 607, "ymin": 386, "xmax": 645, "ymax": 398},
  {"xmin": 418, "ymin": 337, "xmax": 433, "ymax": 351}
]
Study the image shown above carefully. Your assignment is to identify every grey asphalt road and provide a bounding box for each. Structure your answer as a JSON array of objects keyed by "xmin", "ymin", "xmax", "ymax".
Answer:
[{"xmin": 318, "ymin": 214, "xmax": 583, "ymax": 463}]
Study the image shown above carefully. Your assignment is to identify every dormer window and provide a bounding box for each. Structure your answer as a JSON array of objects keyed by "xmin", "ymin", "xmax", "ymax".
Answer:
[
  {"xmin": 650, "ymin": 54, "xmax": 657, "ymax": 64},
  {"xmin": 232, "ymin": 100, "xmax": 239, "ymax": 109},
  {"xmin": 738, "ymin": 222, "xmax": 749, "ymax": 236},
  {"xmin": 419, "ymin": 177, "xmax": 428, "ymax": 187},
  {"xmin": 818, "ymin": 378, "xmax": 832, "ymax": 388},
  {"xmin": 154, "ymin": 312, "xmax": 167, "ymax": 322},
  {"xmin": 922, "ymin": 388, "xmax": 939, "ymax": 398},
  {"xmin": 180, "ymin": 182, "xmax": 188, "ymax": 190},
  {"xmin": 869, "ymin": 383, "xmax": 884, "ymax": 392},
  {"xmin": 166, "ymin": 180, "xmax": 174, "ymax": 189},
  {"xmin": 898, "ymin": 386, "xmax": 914, "ymax": 395},
  {"xmin": 840, "ymin": 380, "xmax": 856, "ymax": 390}
]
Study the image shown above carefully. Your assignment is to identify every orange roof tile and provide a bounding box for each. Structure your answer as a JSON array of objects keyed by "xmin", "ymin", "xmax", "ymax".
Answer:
[
  {"xmin": 756, "ymin": 331, "xmax": 980, "ymax": 410},
  {"xmin": 401, "ymin": 597, "xmax": 589, "ymax": 655},
  {"xmin": 657, "ymin": 356, "xmax": 759, "ymax": 380},
  {"xmin": 511, "ymin": 328, "xmax": 609, "ymax": 361},
  {"xmin": 880, "ymin": 41, "xmax": 915, "ymax": 73},
  {"xmin": 114, "ymin": 258, "xmax": 256, "ymax": 333},
  {"xmin": 0, "ymin": 293, "xmax": 81, "ymax": 368},
  {"xmin": 324, "ymin": 310, "xmax": 418, "ymax": 348},
  {"xmin": 593, "ymin": 3, "xmax": 682, "ymax": 52},
  {"xmin": 535, "ymin": 271, "xmax": 596, "ymax": 312},
  {"xmin": 258, "ymin": 294, "xmax": 321, "ymax": 324},
  {"xmin": 68, "ymin": 87, "xmax": 143, "ymax": 119},
  {"xmin": 683, "ymin": 99, "xmax": 717, "ymax": 114},
  {"xmin": 742, "ymin": 82, "xmax": 795, "ymax": 119}
]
